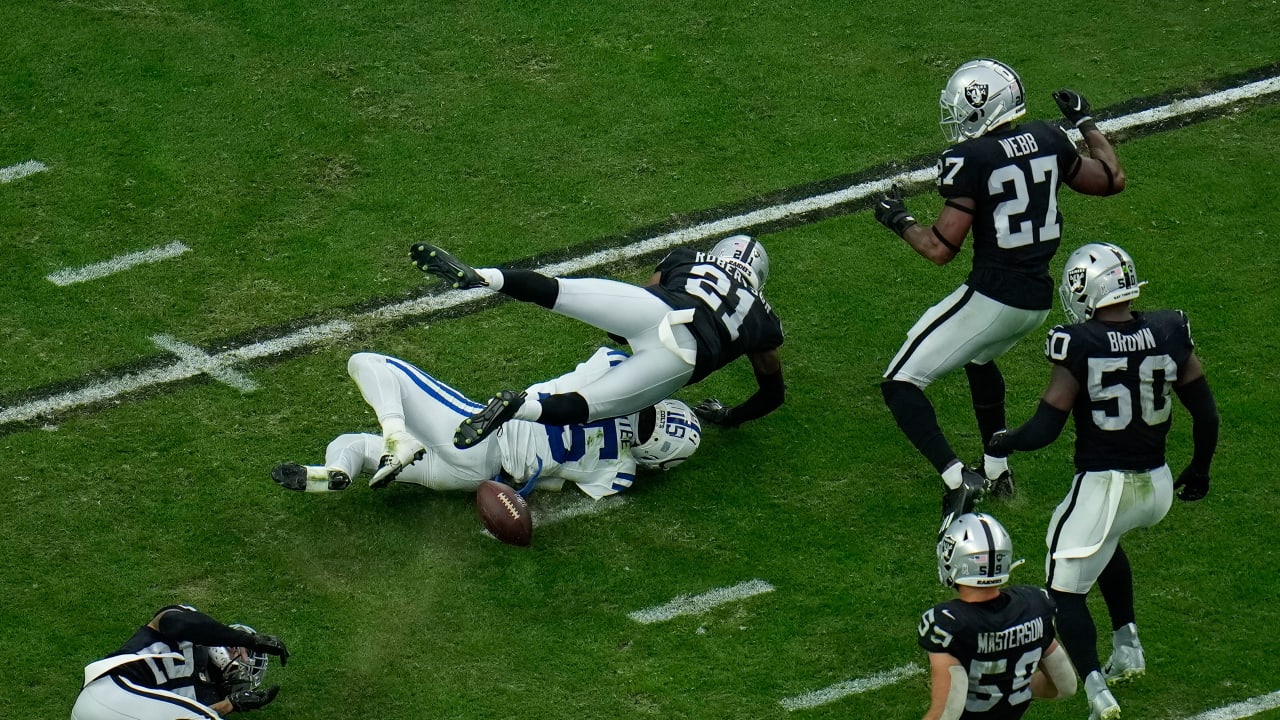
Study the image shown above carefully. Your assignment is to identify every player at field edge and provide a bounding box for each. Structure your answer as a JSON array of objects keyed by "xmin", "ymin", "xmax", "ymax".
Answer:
[
  {"xmin": 872, "ymin": 58, "xmax": 1125, "ymax": 538},
  {"xmin": 919, "ymin": 512, "xmax": 1076, "ymax": 720},
  {"xmin": 986, "ymin": 242, "xmax": 1219, "ymax": 720},
  {"xmin": 271, "ymin": 347, "xmax": 700, "ymax": 495},
  {"xmin": 408, "ymin": 235, "xmax": 784, "ymax": 449},
  {"xmin": 71, "ymin": 604, "xmax": 287, "ymax": 720}
]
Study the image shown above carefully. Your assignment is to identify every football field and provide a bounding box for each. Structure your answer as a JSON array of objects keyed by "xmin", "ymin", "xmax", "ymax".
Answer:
[{"xmin": 3, "ymin": 2, "xmax": 1279, "ymax": 718}]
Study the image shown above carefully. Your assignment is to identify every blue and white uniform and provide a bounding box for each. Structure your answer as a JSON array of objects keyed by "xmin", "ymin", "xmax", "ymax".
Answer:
[{"xmin": 327, "ymin": 348, "xmax": 641, "ymax": 498}]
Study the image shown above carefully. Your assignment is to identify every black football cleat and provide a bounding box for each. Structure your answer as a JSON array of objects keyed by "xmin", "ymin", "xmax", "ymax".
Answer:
[
  {"xmin": 271, "ymin": 463, "xmax": 308, "ymax": 492},
  {"xmin": 454, "ymin": 390, "xmax": 526, "ymax": 449},
  {"xmin": 938, "ymin": 467, "xmax": 987, "ymax": 540},
  {"xmin": 986, "ymin": 468, "xmax": 1017, "ymax": 500},
  {"xmin": 410, "ymin": 242, "xmax": 488, "ymax": 289}
]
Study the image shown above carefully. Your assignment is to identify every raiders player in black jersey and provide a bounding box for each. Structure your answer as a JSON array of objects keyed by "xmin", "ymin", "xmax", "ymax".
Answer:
[
  {"xmin": 986, "ymin": 243, "xmax": 1219, "ymax": 720},
  {"xmin": 410, "ymin": 236, "xmax": 784, "ymax": 448},
  {"xmin": 872, "ymin": 59, "xmax": 1125, "ymax": 538},
  {"xmin": 72, "ymin": 604, "xmax": 288, "ymax": 719},
  {"xmin": 919, "ymin": 513, "xmax": 1076, "ymax": 720}
]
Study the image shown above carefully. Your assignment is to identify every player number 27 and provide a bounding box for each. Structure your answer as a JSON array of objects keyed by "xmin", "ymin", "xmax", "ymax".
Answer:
[
  {"xmin": 988, "ymin": 156, "xmax": 1061, "ymax": 249},
  {"xmin": 684, "ymin": 263, "xmax": 756, "ymax": 341}
]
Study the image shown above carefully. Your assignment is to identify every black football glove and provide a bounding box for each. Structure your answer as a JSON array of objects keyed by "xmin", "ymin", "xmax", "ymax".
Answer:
[
  {"xmin": 693, "ymin": 398, "xmax": 736, "ymax": 428},
  {"xmin": 1174, "ymin": 466, "xmax": 1210, "ymax": 502},
  {"xmin": 1053, "ymin": 89, "xmax": 1094, "ymax": 128},
  {"xmin": 250, "ymin": 633, "xmax": 289, "ymax": 667},
  {"xmin": 985, "ymin": 429, "xmax": 1012, "ymax": 458},
  {"xmin": 874, "ymin": 184, "xmax": 917, "ymax": 238},
  {"xmin": 229, "ymin": 684, "xmax": 280, "ymax": 712}
]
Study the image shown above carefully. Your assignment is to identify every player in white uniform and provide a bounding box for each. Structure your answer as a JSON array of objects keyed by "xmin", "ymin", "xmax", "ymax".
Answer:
[{"xmin": 272, "ymin": 347, "xmax": 701, "ymax": 497}]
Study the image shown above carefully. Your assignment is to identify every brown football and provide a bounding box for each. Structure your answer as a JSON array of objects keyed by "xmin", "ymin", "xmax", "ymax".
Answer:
[{"xmin": 476, "ymin": 480, "xmax": 533, "ymax": 547}]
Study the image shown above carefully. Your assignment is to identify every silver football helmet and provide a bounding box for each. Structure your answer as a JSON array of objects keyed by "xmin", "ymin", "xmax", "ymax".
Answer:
[
  {"xmin": 937, "ymin": 513, "xmax": 1025, "ymax": 588},
  {"xmin": 708, "ymin": 234, "xmax": 769, "ymax": 290},
  {"xmin": 208, "ymin": 624, "xmax": 270, "ymax": 689},
  {"xmin": 939, "ymin": 59, "xmax": 1026, "ymax": 142},
  {"xmin": 632, "ymin": 399, "xmax": 702, "ymax": 470},
  {"xmin": 1058, "ymin": 242, "xmax": 1145, "ymax": 324}
]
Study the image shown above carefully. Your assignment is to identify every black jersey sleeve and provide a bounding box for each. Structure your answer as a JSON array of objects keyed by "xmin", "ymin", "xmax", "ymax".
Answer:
[
  {"xmin": 936, "ymin": 146, "xmax": 981, "ymax": 200},
  {"xmin": 918, "ymin": 604, "xmax": 964, "ymax": 655}
]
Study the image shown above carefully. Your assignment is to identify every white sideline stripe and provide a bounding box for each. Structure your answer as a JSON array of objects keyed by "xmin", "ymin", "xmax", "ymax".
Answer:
[
  {"xmin": 0, "ymin": 159, "xmax": 47, "ymax": 183},
  {"xmin": 779, "ymin": 663, "xmax": 924, "ymax": 711},
  {"xmin": 1185, "ymin": 690, "xmax": 1280, "ymax": 720},
  {"xmin": 627, "ymin": 579, "xmax": 774, "ymax": 624},
  {"xmin": 480, "ymin": 494, "xmax": 627, "ymax": 540},
  {"xmin": 3, "ymin": 74, "xmax": 1280, "ymax": 425},
  {"xmin": 46, "ymin": 241, "xmax": 191, "ymax": 286},
  {"xmin": 151, "ymin": 335, "xmax": 258, "ymax": 392},
  {"xmin": 0, "ymin": 321, "xmax": 352, "ymax": 425}
]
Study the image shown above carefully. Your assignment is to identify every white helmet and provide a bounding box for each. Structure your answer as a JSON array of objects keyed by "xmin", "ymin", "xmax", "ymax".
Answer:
[
  {"xmin": 708, "ymin": 235, "xmax": 769, "ymax": 289},
  {"xmin": 1059, "ymin": 242, "xmax": 1145, "ymax": 324},
  {"xmin": 208, "ymin": 624, "xmax": 270, "ymax": 689},
  {"xmin": 939, "ymin": 59, "xmax": 1026, "ymax": 142},
  {"xmin": 632, "ymin": 399, "xmax": 702, "ymax": 470},
  {"xmin": 937, "ymin": 513, "xmax": 1025, "ymax": 588}
]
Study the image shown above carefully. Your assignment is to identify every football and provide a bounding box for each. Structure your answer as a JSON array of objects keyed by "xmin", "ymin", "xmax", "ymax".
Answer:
[{"xmin": 476, "ymin": 480, "xmax": 533, "ymax": 547}]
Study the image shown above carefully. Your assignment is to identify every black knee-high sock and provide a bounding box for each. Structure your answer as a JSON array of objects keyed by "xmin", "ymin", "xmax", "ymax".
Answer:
[
  {"xmin": 881, "ymin": 380, "xmax": 957, "ymax": 474},
  {"xmin": 965, "ymin": 361, "xmax": 1006, "ymax": 444},
  {"xmin": 1097, "ymin": 545, "xmax": 1136, "ymax": 630},
  {"xmin": 536, "ymin": 392, "xmax": 590, "ymax": 425},
  {"xmin": 499, "ymin": 270, "xmax": 559, "ymax": 309},
  {"xmin": 1049, "ymin": 588, "xmax": 1102, "ymax": 676}
]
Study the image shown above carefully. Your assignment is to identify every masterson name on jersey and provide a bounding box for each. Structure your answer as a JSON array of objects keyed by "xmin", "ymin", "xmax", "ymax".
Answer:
[
  {"xmin": 1107, "ymin": 328, "xmax": 1157, "ymax": 352},
  {"xmin": 977, "ymin": 616, "xmax": 1045, "ymax": 653}
]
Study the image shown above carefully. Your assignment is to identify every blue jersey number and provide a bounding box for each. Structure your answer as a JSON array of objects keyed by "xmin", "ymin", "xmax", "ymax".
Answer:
[{"xmin": 545, "ymin": 418, "xmax": 620, "ymax": 463}]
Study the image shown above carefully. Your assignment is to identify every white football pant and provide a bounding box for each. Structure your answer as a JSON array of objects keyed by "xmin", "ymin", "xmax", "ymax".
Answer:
[
  {"xmin": 884, "ymin": 284, "xmax": 1048, "ymax": 386},
  {"xmin": 1045, "ymin": 465, "xmax": 1174, "ymax": 594},
  {"xmin": 72, "ymin": 675, "xmax": 220, "ymax": 720}
]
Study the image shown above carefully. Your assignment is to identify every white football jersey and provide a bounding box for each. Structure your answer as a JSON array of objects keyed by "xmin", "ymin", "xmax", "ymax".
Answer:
[{"xmin": 498, "ymin": 347, "xmax": 641, "ymax": 499}]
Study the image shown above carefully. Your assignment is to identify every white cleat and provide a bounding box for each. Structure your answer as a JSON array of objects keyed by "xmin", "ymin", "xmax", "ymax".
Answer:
[
  {"xmin": 1103, "ymin": 625, "xmax": 1146, "ymax": 686},
  {"xmin": 1086, "ymin": 671, "xmax": 1121, "ymax": 720},
  {"xmin": 369, "ymin": 431, "xmax": 426, "ymax": 489}
]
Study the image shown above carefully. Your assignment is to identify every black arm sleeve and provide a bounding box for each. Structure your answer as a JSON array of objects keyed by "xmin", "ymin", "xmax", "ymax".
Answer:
[
  {"xmin": 724, "ymin": 368, "xmax": 785, "ymax": 426},
  {"xmin": 1175, "ymin": 375, "xmax": 1219, "ymax": 474},
  {"xmin": 1000, "ymin": 400, "xmax": 1070, "ymax": 452},
  {"xmin": 156, "ymin": 609, "xmax": 255, "ymax": 648}
]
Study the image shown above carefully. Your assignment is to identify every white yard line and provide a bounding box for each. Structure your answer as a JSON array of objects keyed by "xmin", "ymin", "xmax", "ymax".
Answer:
[
  {"xmin": 46, "ymin": 241, "xmax": 191, "ymax": 286},
  {"xmin": 4, "ymin": 74, "xmax": 1280, "ymax": 425},
  {"xmin": 151, "ymin": 334, "xmax": 258, "ymax": 392},
  {"xmin": 1185, "ymin": 690, "xmax": 1280, "ymax": 720},
  {"xmin": 627, "ymin": 579, "xmax": 774, "ymax": 624},
  {"xmin": 0, "ymin": 159, "xmax": 48, "ymax": 183},
  {"xmin": 779, "ymin": 663, "xmax": 924, "ymax": 711}
]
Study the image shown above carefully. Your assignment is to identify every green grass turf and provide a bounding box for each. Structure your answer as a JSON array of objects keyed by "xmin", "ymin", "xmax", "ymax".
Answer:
[{"xmin": 2, "ymin": 1, "xmax": 1279, "ymax": 718}]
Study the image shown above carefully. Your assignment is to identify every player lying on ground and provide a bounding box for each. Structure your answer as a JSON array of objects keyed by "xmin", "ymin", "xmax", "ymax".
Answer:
[
  {"xmin": 272, "ymin": 347, "xmax": 701, "ymax": 497},
  {"xmin": 986, "ymin": 242, "xmax": 1219, "ymax": 720},
  {"xmin": 409, "ymin": 235, "xmax": 783, "ymax": 449},
  {"xmin": 72, "ymin": 604, "xmax": 287, "ymax": 720}
]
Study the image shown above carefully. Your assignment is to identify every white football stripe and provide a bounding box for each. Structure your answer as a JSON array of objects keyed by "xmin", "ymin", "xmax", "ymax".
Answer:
[
  {"xmin": 46, "ymin": 241, "xmax": 191, "ymax": 286},
  {"xmin": 1184, "ymin": 690, "xmax": 1280, "ymax": 720},
  {"xmin": 778, "ymin": 663, "xmax": 924, "ymax": 711},
  {"xmin": 4, "ymin": 73, "xmax": 1280, "ymax": 425},
  {"xmin": 627, "ymin": 579, "xmax": 774, "ymax": 624},
  {"xmin": 0, "ymin": 159, "xmax": 48, "ymax": 183}
]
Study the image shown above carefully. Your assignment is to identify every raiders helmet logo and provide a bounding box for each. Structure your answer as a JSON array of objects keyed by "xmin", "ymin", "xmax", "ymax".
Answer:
[
  {"xmin": 965, "ymin": 83, "xmax": 989, "ymax": 107},
  {"xmin": 1067, "ymin": 268, "xmax": 1088, "ymax": 293}
]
